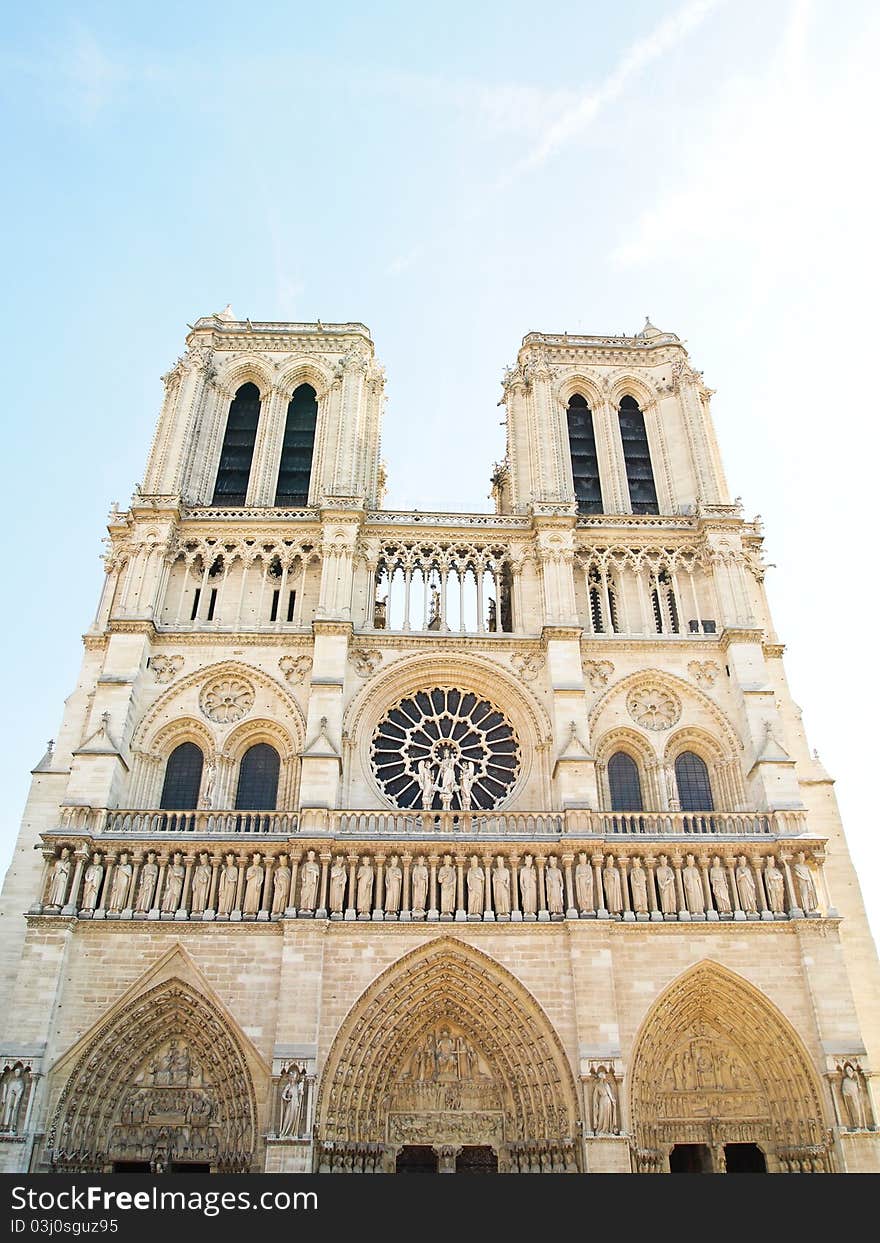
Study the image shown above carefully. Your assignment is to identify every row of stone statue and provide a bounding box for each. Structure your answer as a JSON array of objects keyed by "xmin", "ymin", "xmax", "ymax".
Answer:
[{"xmin": 40, "ymin": 843, "xmax": 822, "ymax": 921}]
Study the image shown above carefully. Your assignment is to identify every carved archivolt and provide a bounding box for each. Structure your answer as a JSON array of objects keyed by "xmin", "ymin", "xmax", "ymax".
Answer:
[{"xmin": 590, "ymin": 669, "xmax": 741, "ymax": 758}]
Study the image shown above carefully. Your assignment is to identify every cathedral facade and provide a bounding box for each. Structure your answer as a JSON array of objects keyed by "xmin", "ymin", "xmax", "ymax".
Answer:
[{"xmin": 1, "ymin": 310, "xmax": 878, "ymax": 1174}]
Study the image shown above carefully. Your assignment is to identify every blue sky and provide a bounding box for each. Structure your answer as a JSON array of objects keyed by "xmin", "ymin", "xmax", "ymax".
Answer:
[{"xmin": 2, "ymin": 0, "xmax": 879, "ymax": 936}]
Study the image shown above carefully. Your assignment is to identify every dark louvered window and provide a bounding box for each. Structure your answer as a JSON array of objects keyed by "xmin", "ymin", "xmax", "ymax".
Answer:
[
  {"xmin": 619, "ymin": 395, "xmax": 658, "ymax": 514},
  {"xmin": 212, "ymin": 383, "xmax": 261, "ymax": 505},
  {"xmin": 160, "ymin": 742, "xmax": 204, "ymax": 810},
  {"xmin": 235, "ymin": 743, "xmax": 280, "ymax": 810},
  {"xmin": 608, "ymin": 751, "xmax": 643, "ymax": 811},
  {"xmin": 567, "ymin": 394, "xmax": 603, "ymax": 514},
  {"xmin": 675, "ymin": 751, "xmax": 714, "ymax": 811},
  {"xmin": 275, "ymin": 384, "xmax": 318, "ymax": 506}
]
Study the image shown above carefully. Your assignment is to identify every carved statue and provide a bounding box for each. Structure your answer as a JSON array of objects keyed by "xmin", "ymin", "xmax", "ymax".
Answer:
[
  {"xmin": 794, "ymin": 853, "xmax": 818, "ymax": 912},
  {"xmin": 417, "ymin": 761, "xmax": 435, "ymax": 812},
  {"xmin": 575, "ymin": 852, "xmax": 593, "ymax": 912},
  {"xmin": 592, "ymin": 1068, "xmax": 617, "ymax": 1134},
  {"xmin": 82, "ymin": 852, "xmax": 104, "ymax": 910},
  {"xmin": 199, "ymin": 760, "xmax": 216, "ymax": 809},
  {"xmin": 630, "ymin": 856, "xmax": 648, "ymax": 914},
  {"xmin": 279, "ymin": 1064, "xmax": 305, "ymax": 1138},
  {"xmin": 841, "ymin": 1064, "xmax": 866, "ymax": 1129},
  {"xmin": 546, "ymin": 856, "xmax": 564, "ymax": 915},
  {"xmin": 191, "ymin": 852, "xmax": 211, "ymax": 914},
  {"xmin": 243, "ymin": 853, "xmax": 264, "ymax": 915},
  {"xmin": 356, "ymin": 857, "xmax": 374, "ymax": 915},
  {"xmin": 47, "ymin": 847, "xmax": 71, "ymax": 907},
  {"xmin": 108, "ymin": 852, "xmax": 132, "ymax": 913},
  {"xmin": 329, "ymin": 855, "xmax": 347, "ymax": 914},
  {"xmin": 735, "ymin": 856, "xmax": 757, "ymax": 913},
  {"xmin": 272, "ymin": 854, "xmax": 291, "ymax": 915},
  {"xmin": 603, "ymin": 855, "xmax": 622, "ymax": 915},
  {"xmin": 161, "ymin": 852, "xmax": 185, "ymax": 914},
  {"xmin": 0, "ymin": 1067, "xmax": 26, "ymax": 1133},
  {"xmin": 520, "ymin": 855, "xmax": 538, "ymax": 914},
  {"xmin": 492, "ymin": 856, "xmax": 511, "ymax": 915},
  {"xmin": 135, "ymin": 852, "xmax": 159, "ymax": 912},
  {"xmin": 217, "ymin": 853, "xmax": 239, "ymax": 915},
  {"xmin": 656, "ymin": 854, "xmax": 676, "ymax": 916},
  {"xmin": 438, "ymin": 854, "xmax": 456, "ymax": 914},
  {"xmin": 436, "ymin": 752, "xmax": 458, "ymax": 812},
  {"xmin": 764, "ymin": 855, "xmax": 786, "ymax": 914},
  {"xmin": 384, "ymin": 855, "xmax": 402, "ymax": 914},
  {"xmin": 459, "ymin": 760, "xmax": 477, "ymax": 811},
  {"xmin": 411, "ymin": 856, "xmax": 429, "ymax": 914},
  {"xmin": 709, "ymin": 855, "xmax": 731, "ymax": 913},
  {"xmin": 299, "ymin": 850, "xmax": 320, "ymax": 912},
  {"xmin": 682, "ymin": 854, "xmax": 704, "ymax": 915},
  {"xmin": 467, "ymin": 855, "xmax": 484, "ymax": 915}
]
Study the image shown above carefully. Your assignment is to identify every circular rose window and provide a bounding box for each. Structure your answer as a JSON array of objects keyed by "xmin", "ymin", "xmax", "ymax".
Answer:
[{"xmin": 371, "ymin": 687, "xmax": 520, "ymax": 811}]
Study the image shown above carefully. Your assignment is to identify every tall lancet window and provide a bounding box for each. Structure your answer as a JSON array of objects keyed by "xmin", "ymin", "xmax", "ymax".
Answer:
[
  {"xmin": 608, "ymin": 751, "xmax": 644, "ymax": 811},
  {"xmin": 235, "ymin": 743, "xmax": 280, "ymax": 811},
  {"xmin": 275, "ymin": 383, "xmax": 318, "ymax": 506},
  {"xmin": 567, "ymin": 393, "xmax": 603, "ymax": 514},
  {"xmin": 160, "ymin": 742, "xmax": 204, "ymax": 810},
  {"xmin": 212, "ymin": 382, "xmax": 262, "ymax": 505},
  {"xmin": 618, "ymin": 395, "xmax": 659, "ymax": 514}
]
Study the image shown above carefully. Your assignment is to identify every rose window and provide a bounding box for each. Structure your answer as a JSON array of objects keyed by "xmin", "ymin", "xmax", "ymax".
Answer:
[
  {"xmin": 199, "ymin": 675, "xmax": 255, "ymax": 724},
  {"xmin": 626, "ymin": 684, "xmax": 681, "ymax": 731},
  {"xmin": 371, "ymin": 687, "xmax": 520, "ymax": 811}
]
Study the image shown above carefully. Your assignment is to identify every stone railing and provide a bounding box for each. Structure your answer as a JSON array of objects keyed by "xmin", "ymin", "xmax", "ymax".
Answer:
[
  {"xmin": 32, "ymin": 838, "xmax": 833, "ymax": 925},
  {"xmin": 58, "ymin": 807, "xmax": 298, "ymax": 837}
]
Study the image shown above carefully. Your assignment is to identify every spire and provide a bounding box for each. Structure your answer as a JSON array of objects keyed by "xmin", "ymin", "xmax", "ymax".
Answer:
[
  {"xmin": 636, "ymin": 315, "xmax": 663, "ymax": 339},
  {"xmin": 32, "ymin": 739, "xmax": 56, "ymax": 773},
  {"xmin": 215, "ymin": 304, "xmax": 235, "ymax": 321}
]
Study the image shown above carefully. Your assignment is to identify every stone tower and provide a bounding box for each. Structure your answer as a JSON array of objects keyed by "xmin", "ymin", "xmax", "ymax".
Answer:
[{"xmin": 1, "ymin": 312, "xmax": 877, "ymax": 1174}]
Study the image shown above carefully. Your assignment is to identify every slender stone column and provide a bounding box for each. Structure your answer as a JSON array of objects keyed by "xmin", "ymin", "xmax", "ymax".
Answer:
[
  {"xmin": 563, "ymin": 853, "xmax": 577, "ymax": 919},
  {"xmin": 645, "ymin": 854, "xmax": 661, "ymax": 921},
  {"xmin": 510, "ymin": 853, "xmax": 522, "ymax": 922},
  {"xmin": 401, "ymin": 853, "xmax": 412, "ymax": 922},
  {"xmin": 593, "ymin": 853, "xmax": 608, "ymax": 919},
  {"xmin": 672, "ymin": 853, "xmax": 687, "ymax": 920},
  {"xmin": 373, "ymin": 853, "xmax": 386, "ymax": 922},
  {"xmin": 259, "ymin": 855, "xmax": 274, "ymax": 922},
  {"xmin": 537, "ymin": 855, "xmax": 550, "ymax": 923},
  {"xmin": 455, "ymin": 855, "xmax": 466, "ymax": 922},
  {"xmin": 482, "ymin": 854, "xmax": 494, "ymax": 922},
  {"xmin": 176, "ymin": 855, "xmax": 194, "ymax": 921},
  {"xmin": 61, "ymin": 848, "xmax": 89, "ymax": 916},
  {"xmin": 427, "ymin": 855, "xmax": 439, "ymax": 922}
]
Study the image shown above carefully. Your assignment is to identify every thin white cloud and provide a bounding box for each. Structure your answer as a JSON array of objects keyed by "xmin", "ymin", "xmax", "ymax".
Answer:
[{"xmin": 66, "ymin": 26, "xmax": 128, "ymax": 122}]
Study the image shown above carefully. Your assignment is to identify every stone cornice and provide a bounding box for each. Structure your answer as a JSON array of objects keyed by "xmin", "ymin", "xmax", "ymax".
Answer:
[
  {"xmin": 312, "ymin": 620, "xmax": 354, "ymax": 638},
  {"xmin": 107, "ymin": 620, "xmax": 157, "ymax": 638},
  {"xmin": 720, "ymin": 627, "xmax": 766, "ymax": 650}
]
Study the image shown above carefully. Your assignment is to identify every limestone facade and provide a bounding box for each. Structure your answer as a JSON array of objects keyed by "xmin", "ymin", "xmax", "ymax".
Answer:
[{"xmin": 1, "ymin": 311, "xmax": 878, "ymax": 1174}]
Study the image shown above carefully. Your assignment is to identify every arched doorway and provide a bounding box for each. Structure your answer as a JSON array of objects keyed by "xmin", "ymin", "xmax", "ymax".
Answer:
[
  {"xmin": 629, "ymin": 962, "xmax": 833, "ymax": 1173},
  {"xmin": 315, "ymin": 941, "xmax": 581, "ymax": 1173}
]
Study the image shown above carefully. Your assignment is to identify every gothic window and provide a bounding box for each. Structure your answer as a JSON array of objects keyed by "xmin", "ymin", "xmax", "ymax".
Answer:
[
  {"xmin": 608, "ymin": 751, "xmax": 643, "ymax": 811},
  {"xmin": 588, "ymin": 565, "xmax": 620, "ymax": 633},
  {"xmin": 675, "ymin": 751, "xmax": 714, "ymax": 812},
  {"xmin": 618, "ymin": 395, "xmax": 658, "ymax": 514},
  {"xmin": 212, "ymin": 383, "xmax": 262, "ymax": 505},
  {"xmin": 275, "ymin": 384, "xmax": 318, "ymax": 506},
  {"xmin": 567, "ymin": 394, "xmax": 603, "ymax": 514},
  {"xmin": 159, "ymin": 742, "xmax": 204, "ymax": 810},
  {"xmin": 235, "ymin": 743, "xmax": 280, "ymax": 811},
  {"xmin": 651, "ymin": 568, "xmax": 680, "ymax": 634}
]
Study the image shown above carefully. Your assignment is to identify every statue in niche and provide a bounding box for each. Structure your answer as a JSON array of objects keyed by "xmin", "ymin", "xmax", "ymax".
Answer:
[
  {"xmin": 299, "ymin": 850, "xmax": 320, "ymax": 911},
  {"xmin": 459, "ymin": 760, "xmax": 477, "ymax": 811},
  {"xmin": 841, "ymin": 1064, "xmax": 866, "ymax": 1129},
  {"xmin": 356, "ymin": 857, "xmax": 374, "ymax": 915},
  {"xmin": 417, "ymin": 761, "xmax": 435, "ymax": 812},
  {"xmin": 135, "ymin": 852, "xmax": 159, "ymax": 912},
  {"xmin": 630, "ymin": 856, "xmax": 648, "ymax": 914},
  {"xmin": 467, "ymin": 855, "xmax": 484, "ymax": 915},
  {"xmin": 735, "ymin": 856, "xmax": 757, "ymax": 913},
  {"xmin": 272, "ymin": 854, "xmax": 291, "ymax": 915},
  {"xmin": 591, "ymin": 1068, "xmax": 617, "ymax": 1134},
  {"xmin": 243, "ymin": 853, "xmax": 264, "ymax": 915},
  {"xmin": 546, "ymin": 856, "xmax": 564, "ymax": 915},
  {"xmin": 0, "ymin": 1066, "xmax": 26, "ymax": 1133},
  {"xmin": 161, "ymin": 852, "xmax": 185, "ymax": 914},
  {"xmin": 427, "ymin": 586, "xmax": 442, "ymax": 630},
  {"xmin": 575, "ymin": 852, "xmax": 593, "ymax": 912},
  {"xmin": 47, "ymin": 847, "xmax": 71, "ymax": 907},
  {"xmin": 384, "ymin": 854, "xmax": 402, "ymax": 914},
  {"xmin": 436, "ymin": 751, "xmax": 458, "ymax": 812},
  {"xmin": 682, "ymin": 854, "xmax": 704, "ymax": 914},
  {"xmin": 82, "ymin": 852, "xmax": 103, "ymax": 910},
  {"xmin": 436, "ymin": 1026, "xmax": 457, "ymax": 1079},
  {"xmin": 329, "ymin": 855, "xmax": 347, "ymax": 914},
  {"xmin": 709, "ymin": 855, "xmax": 731, "ymax": 914},
  {"xmin": 603, "ymin": 855, "xmax": 622, "ymax": 915},
  {"xmin": 411, "ymin": 856, "xmax": 429, "ymax": 914},
  {"xmin": 656, "ymin": 854, "xmax": 676, "ymax": 915},
  {"xmin": 492, "ymin": 855, "xmax": 511, "ymax": 915},
  {"xmin": 108, "ymin": 851, "xmax": 132, "ymax": 912},
  {"xmin": 191, "ymin": 852, "xmax": 211, "ymax": 914},
  {"xmin": 794, "ymin": 852, "xmax": 818, "ymax": 911},
  {"xmin": 217, "ymin": 853, "xmax": 239, "ymax": 915},
  {"xmin": 279, "ymin": 1064, "xmax": 305, "ymax": 1138},
  {"xmin": 764, "ymin": 855, "xmax": 786, "ymax": 914},
  {"xmin": 438, "ymin": 854, "xmax": 456, "ymax": 914},
  {"xmin": 199, "ymin": 760, "xmax": 216, "ymax": 809},
  {"xmin": 520, "ymin": 854, "xmax": 538, "ymax": 914}
]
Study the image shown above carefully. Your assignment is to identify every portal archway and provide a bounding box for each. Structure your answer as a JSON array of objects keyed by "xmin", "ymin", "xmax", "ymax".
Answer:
[{"xmin": 315, "ymin": 940, "xmax": 581, "ymax": 1172}]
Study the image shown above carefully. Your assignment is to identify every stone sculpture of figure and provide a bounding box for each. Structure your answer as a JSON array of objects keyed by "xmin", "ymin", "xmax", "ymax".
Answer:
[
  {"xmin": 841, "ymin": 1064, "xmax": 866, "ymax": 1129},
  {"xmin": 329, "ymin": 855, "xmax": 347, "ymax": 914},
  {"xmin": 243, "ymin": 853, "xmax": 264, "ymax": 915},
  {"xmin": 384, "ymin": 855, "xmax": 402, "ymax": 915},
  {"xmin": 356, "ymin": 857, "xmax": 374, "ymax": 915},
  {"xmin": 411, "ymin": 856, "xmax": 429, "ymax": 914},
  {"xmin": 709, "ymin": 855, "xmax": 731, "ymax": 914},
  {"xmin": 629, "ymin": 857, "xmax": 648, "ymax": 914},
  {"xmin": 417, "ymin": 761, "xmax": 435, "ymax": 812},
  {"xmin": 299, "ymin": 850, "xmax": 320, "ymax": 912},
  {"xmin": 683, "ymin": 854, "xmax": 704, "ymax": 915},
  {"xmin": 438, "ymin": 854, "xmax": 456, "ymax": 914},
  {"xmin": 459, "ymin": 761, "xmax": 477, "ymax": 811},
  {"xmin": 736, "ymin": 856, "xmax": 757, "ymax": 913},
  {"xmin": 794, "ymin": 852, "xmax": 818, "ymax": 912},
  {"xmin": 467, "ymin": 855, "xmax": 484, "ymax": 915},
  {"xmin": 575, "ymin": 852, "xmax": 593, "ymax": 912},
  {"xmin": 135, "ymin": 852, "xmax": 159, "ymax": 912},
  {"xmin": 200, "ymin": 760, "xmax": 216, "ymax": 809},
  {"xmin": 108, "ymin": 851, "xmax": 132, "ymax": 913},
  {"xmin": 603, "ymin": 855, "xmax": 623, "ymax": 915},
  {"xmin": 764, "ymin": 855, "xmax": 786, "ymax": 914},
  {"xmin": 520, "ymin": 855, "xmax": 538, "ymax": 915},
  {"xmin": 47, "ymin": 847, "xmax": 71, "ymax": 907},
  {"xmin": 161, "ymin": 852, "xmax": 185, "ymax": 914},
  {"xmin": 492, "ymin": 856, "xmax": 511, "ymax": 915},
  {"xmin": 592, "ymin": 1069, "xmax": 617, "ymax": 1134},
  {"xmin": 191, "ymin": 852, "xmax": 211, "ymax": 914},
  {"xmin": 656, "ymin": 855, "xmax": 676, "ymax": 916},
  {"xmin": 0, "ymin": 1067, "xmax": 26, "ymax": 1133},
  {"xmin": 82, "ymin": 852, "xmax": 103, "ymax": 910},
  {"xmin": 217, "ymin": 853, "xmax": 239, "ymax": 916},
  {"xmin": 546, "ymin": 857, "xmax": 564, "ymax": 915},
  {"xmin": 272, "ymin": 854, "xmax": 291, "ymax": 915},
  {"xmin": 436, "ymin": 753, "xmax": 458, "ymax": 812},
  {"xmin": 279, "ymin": 1064, "xmax": 304, "ymax": 1138}
]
